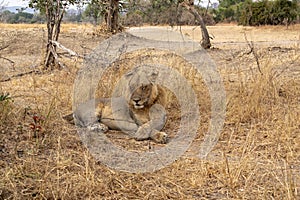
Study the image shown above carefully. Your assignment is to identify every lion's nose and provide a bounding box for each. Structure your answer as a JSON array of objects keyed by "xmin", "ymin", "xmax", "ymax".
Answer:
[{"xmin": 133, "ymin": 98, "xmax": 141, "ymax": 103}]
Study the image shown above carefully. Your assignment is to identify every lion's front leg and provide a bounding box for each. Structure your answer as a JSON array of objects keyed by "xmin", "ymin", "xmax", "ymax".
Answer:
[
  {"xmin": 134, "ymin": 104, "xmax": 168, "ymax": 143},
  {"xmin": 148, "ymin": 104, "xmax": 167, "ymax": 131},
  {"xmin": 135, "ymin": 123, "xmax": 168, "ymax": 144}
]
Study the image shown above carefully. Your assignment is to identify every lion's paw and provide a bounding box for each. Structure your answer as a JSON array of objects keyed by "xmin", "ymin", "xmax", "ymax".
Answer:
[
  {"xmin": 134, "ymin": 125, "xmax": 150, "ymax": 141},
  {"xmin": 151, "ymin": 131, "xmax": 168, "ymax": 144},
  {"xmin": 87, "ymin": 123, "xmax": 109, "ymax": 133}
]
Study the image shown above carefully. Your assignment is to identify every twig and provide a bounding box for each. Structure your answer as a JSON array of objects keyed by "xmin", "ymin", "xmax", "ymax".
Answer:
[
  {"xmin": 244, "ymin": 32, "xmax": 263, "ymax": 75},
  {"xmin": 0, "ymin": 45, "xmax": 9, "ymax": 51},
  {"xmin": 0, "ymin": 69, "xmax": 40, "ymax": 82},
  {"xmin": 0, "ymin": 44, "xmax": 15, "ymax": 70},
  {"xmin": 0, "ymin": 56, "xmax": 15, "ymax": 70},
  {"xmin": 205, "ymin": 0, "xmax": 211, "ymax": 16},
  {"xmin": 80, "ymin": 44, "xmax": 93, "ymax": 52}
]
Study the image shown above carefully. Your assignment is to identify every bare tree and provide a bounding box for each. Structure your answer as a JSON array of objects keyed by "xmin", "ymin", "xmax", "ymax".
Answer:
[
  {"xmin": 180, "ymin": 0, "xmax": 211, "ymax": 49},
  {"xmin": 29, "ymin": 0, "xmax": 79, "ymax": 69}
]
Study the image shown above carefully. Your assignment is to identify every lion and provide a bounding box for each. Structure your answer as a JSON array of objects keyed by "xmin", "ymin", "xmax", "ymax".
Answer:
[{"xmin": 68, "ymin": 67, "xmax": 168, "ymax": 144}]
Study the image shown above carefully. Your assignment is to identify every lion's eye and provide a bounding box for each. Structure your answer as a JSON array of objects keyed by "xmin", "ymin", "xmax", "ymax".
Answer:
[{"xmin": 142, "ymin": 86, "xmax": 147, "ymax": 90}]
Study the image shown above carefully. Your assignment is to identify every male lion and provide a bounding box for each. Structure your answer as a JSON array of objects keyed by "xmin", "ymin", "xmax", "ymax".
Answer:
[{"xmin": 69, "ymin": 67, "xmax": 168, "ymax": 144}]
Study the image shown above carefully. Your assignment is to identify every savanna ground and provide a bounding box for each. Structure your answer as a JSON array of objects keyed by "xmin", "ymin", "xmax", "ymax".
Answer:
[{"xmin": 0, "ymin": 23, "xmax": 299, "ymax": 199}]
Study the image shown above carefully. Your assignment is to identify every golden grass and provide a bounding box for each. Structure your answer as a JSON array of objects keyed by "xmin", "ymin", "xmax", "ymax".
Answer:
[
  {"xmin": 0, "ymin": 23, "xmax": 91, "ymax": 29},
  {"xmin": 0, "ymin": 24, "xmax": 299, "ymax": 199},
  {"xmin": 0, "ymin": 23, "xmax": 46, "ymax": 29},
  {"xmin": 177, "ymin": 24, "xmax": 300, "ymax": 46},
  {"xmin": 0, "ymin": 23, "xmax": 95, "ymax": 35}
]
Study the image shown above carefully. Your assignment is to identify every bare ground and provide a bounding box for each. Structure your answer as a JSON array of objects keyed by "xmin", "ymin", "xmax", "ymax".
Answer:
[{"xmin": 0, "ymin": 24, "xmax": 299, "ymax": 199}]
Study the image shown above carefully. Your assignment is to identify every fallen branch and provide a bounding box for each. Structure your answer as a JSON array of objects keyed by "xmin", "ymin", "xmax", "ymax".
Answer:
[
  {"xmin": 0, "ymin": 69, "xmax": 40, "ymax": 82},
  {"xmin": 43, "ymin": 40, "xmax": 83, "ymax": 70},
  {"xmin": 50, "ymin": 40, "xmax": 82, "ymax": 58}
]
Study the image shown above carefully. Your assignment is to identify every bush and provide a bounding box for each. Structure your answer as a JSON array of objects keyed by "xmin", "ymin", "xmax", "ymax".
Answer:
[
  {"xmin": 0, "ymin": 92, "xmax": 14, "ymax": 126},
  {"xmin": 122, "ymin": 11, "xmax": 144, "ymax": 26},
  {"xmin": 123, "ymin": 4, "xmax": 215, "ymax": 26},
  {"xmin": 238, "ymin": 0, "xmax": 299, "ymax": 26}
]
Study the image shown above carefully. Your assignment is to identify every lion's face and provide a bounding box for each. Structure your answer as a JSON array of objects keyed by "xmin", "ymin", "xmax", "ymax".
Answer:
[
  {"xmin": 130, "ymin": 84, "xmax": 158, "ymax": 109},
  {"xmin": 125, "ymin": 67, "xmax": 159, "ymax": 110}
]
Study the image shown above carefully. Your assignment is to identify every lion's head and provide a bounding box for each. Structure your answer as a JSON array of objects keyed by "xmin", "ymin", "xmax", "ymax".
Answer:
[{"xmin": 124, "ymin": 67, "xmax": 160, "ymax": 109}]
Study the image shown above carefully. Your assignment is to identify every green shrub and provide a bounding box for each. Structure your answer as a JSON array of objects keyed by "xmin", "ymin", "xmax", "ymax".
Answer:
[{"xmin": 238, "ymin": 0, "xmax": 299, "ymax": 26}]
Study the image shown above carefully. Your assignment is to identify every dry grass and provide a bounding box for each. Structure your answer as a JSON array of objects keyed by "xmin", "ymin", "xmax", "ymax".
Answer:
[
  {"xmin": 0, "ymin": 24, "xmax": 299, "ymax": 199},
  {"xmin": 179, "ymin": 24, "xmax": 300, "ymax": 45}
]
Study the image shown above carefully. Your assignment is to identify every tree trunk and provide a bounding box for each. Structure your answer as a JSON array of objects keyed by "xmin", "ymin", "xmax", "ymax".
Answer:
[
  {"xmin": 93, "ymin": 15, "xmax": 98, "ymax": 26},
  {"xmin": 44, "ymin": 1, "xmax": 53, "ymax": 69},
  {"xmin": 44, "ymin": 0, "xmax": 65, "ymax": 70},
  {"xmin": 181, "ymin": 2, "xmax": 211, "ymax": 49},
  {"xmin": 106, "ymin": 0, "xmax": 119, "ymax": 33}
]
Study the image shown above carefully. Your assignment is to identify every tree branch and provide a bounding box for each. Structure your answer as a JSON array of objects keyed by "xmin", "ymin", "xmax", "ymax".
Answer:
[
  {"xmin": 0, "ymin": 45, "xmax": 15, "ymax": 69},
  {"xmin": 0, "ymin": 56, "xmax": 14, "ymax": 64},
  {"xmin": 0, "ymin": 44, "xmax": 9, "ymax": 51},
  {"xmin": 0, "ymin": 69, "xmax": 40, "ymax": 82},
  {"xmin": 50, "ymin": 40, "xmax": 81, "ymax": 57},
  {"xmin": 244, "ymin": 32, "xmax": 263, "ymax": 75},
  {"xmin": 180, "ymin": 1, "xmax": 211, "ymax": 49}
]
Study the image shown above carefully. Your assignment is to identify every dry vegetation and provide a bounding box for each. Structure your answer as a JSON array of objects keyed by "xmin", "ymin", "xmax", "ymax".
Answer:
[{"xmin": 0, "ymin": 23, "xmax": 299, "ymax": 199}]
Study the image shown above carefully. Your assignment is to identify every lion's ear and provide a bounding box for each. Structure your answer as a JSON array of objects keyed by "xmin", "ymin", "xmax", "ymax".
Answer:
[{"xmin": 148, "ymin": 70, "xmax": 159, "ymax": 83}]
